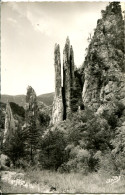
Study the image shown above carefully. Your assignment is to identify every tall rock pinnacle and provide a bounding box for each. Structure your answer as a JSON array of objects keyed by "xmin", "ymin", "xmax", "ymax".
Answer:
[
  {"xmin": 51, "ymin": 44, "xmax": 63, "ymax": 124},
  {"xmin": 3, "ymin": 102, "xmax": 16, "ymax": 143},
  {"xmin": 25, "ymin": 86, "xmax": 38, "ymax": 124},
  {"xmin": 63, "ymin": 37, "xmax": 74, "ymax": 119},
  {"xmin": 82, "ymin": 2, "xmax": 125, "ymax": 112},
  {"xmin": 51, "ymin": 38, "xmax": 76, "ymax": 124}
]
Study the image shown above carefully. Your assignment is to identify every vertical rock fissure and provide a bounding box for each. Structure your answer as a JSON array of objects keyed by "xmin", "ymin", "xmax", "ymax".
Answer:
[{"xmin": 62, "ymin": 86, "xmax": 66, "ymax": 120}]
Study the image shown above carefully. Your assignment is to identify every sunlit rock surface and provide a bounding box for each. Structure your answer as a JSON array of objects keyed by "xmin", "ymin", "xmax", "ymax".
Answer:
[
  {"xmin": 82, "ymin": 2, "xmax": 125, "ymax": 112},
  {"xmin": 3, "ymin": 102, "xmax": 16, "ymax": 144},
  {"xmin": 51, "ymin": 44, "xmax": 63, "ymax": 124}
]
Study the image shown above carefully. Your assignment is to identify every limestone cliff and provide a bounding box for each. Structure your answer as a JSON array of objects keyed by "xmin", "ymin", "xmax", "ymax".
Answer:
[
  {"xmin": 3, "ymin": 102, "xmax": 16, "ymax": 143},
  {"xmin": 51, "ymin": 44, "xmax": 63, "ymax": 124},
  {"xmin": 82, "ymin": 2, "xmax": 125, "ymax": 113}
]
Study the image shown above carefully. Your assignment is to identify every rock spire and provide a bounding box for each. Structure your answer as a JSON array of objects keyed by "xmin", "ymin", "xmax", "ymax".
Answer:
[
  {"xmin": 3, "ymin": 101, "xmax": 16, "ymax": 143},
  {"xmin": 63, "ymin": 37, "xmax": 74, "ymax": 119},
  {"xmin": 51, "ymin": 37, "xmax": 75, "ymax": 124},
  {"xmin": 51, "ymin": 44, "xmax": 63, "ymax": 124},
  {"xmin": 25, "ymin": 86, "xmax": 38, "ymax": 124}
]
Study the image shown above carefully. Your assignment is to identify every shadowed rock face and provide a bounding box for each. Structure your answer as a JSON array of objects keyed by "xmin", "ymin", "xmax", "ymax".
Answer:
[
  {"xmin": 51, "ymin": 44, "xmax": 63, "ymax": 124},
  {"xmin": 3, "ymin": 102, "xmax": 16, "ymax": 143},
  {"xmin": 82, "ymin": 2, "xmax": 125, "ymax": 112},
  {"xmin": 25, "ymin": 86, "xmax": 38, "ymax": 123},
  {"xmin": 63, "ymin": 37, "xmax": 74, "ymax": 119}
]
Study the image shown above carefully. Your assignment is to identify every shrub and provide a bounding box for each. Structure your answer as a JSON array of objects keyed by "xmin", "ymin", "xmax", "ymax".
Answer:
[
  {"xmin": 111, "ymin": 126, "xmax": 125, "ymax": 172},
  {"xmin": 3, "ymin": 125, "xmax": 26, "ymax": 167},
  {"xmin": 96, "ymin": 151, "xmax": 119, "ymax": 176},
  {"xmin": 39, "ymin": 128, "xmax": 67, "ymax": 171}
]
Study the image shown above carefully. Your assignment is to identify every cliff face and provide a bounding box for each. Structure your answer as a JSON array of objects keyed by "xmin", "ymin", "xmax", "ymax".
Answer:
[
  {"xmin": 3, "ymin": 102, "xmax": 16, "ymax": 143},
  {"xmin": 82, "ymin": 2, "xmax": 125, "ymax": 113},
  {"xmin": 51, "ymin": 44, "xmax": 63, "ymax": 124}
]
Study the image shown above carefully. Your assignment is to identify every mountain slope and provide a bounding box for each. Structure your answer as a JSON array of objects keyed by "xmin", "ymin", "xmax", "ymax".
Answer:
[
  {"xmin": 1, "ymin": 92, "xmax": 54, "ymax": 107},
  {"xmin": 1, "ymin": 95, "xmax": 26, "ymax": 108}
]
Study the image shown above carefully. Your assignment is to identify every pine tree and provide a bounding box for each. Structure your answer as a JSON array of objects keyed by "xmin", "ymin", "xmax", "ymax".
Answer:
[{"xmin": 23, "ymin": 114, "xmax": 40, "ymax": 162}]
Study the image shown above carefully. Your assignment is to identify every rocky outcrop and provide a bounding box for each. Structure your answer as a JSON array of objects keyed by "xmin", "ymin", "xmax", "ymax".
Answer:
[
  {"xmin": 51, "ymin": 44, "xmax": 63, "ymax": 124},
  {"xmin": 82, "ymin": 2, "xmax": 125, "ymax": 112},
  {"xmin": 63, "ymin": 37, "xmax": 75, "ymax": 119},
  {"xmin": 3, "ymin": 102, "xmax": 16, "ymax": 143},
  {"xmin": 51, "ymin": 2, "xmax": 125, "ymax": 124},
  {"xmin": 25, "ymin": 86, "xmax": 38, "ymax": 123},
  {"xmin": 51, "ymin": 38, "xmax": 75, "ymax": 124}
]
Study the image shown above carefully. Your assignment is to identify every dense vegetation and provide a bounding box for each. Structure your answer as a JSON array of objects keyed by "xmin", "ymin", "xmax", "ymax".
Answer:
[
  {"xmin": 1, "ymin": 99, "xmax": 125, "ymax": 176},
  {"xmin": 10, "ymin": 102, "xmax": 25, "ymax": 118}
]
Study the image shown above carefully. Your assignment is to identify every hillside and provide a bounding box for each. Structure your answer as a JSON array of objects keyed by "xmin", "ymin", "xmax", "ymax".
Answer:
[
  {"xmin": 1, "ymin": 92, "xmax": 54, "ymax": 107},
  {"xmin": 37, "ymin": 92, "xmax": 54, "ymax": 106}
]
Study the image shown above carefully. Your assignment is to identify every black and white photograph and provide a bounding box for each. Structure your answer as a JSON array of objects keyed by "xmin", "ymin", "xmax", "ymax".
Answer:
[{"xmin": 0, "ymin": 0, "xmax": 125, "ymax": 193}]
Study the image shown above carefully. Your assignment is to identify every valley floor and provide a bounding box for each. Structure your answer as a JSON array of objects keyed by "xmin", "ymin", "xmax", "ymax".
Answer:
[{"xmin": 1, "ymin": 169, "xmax": 125, "ymax": 193}]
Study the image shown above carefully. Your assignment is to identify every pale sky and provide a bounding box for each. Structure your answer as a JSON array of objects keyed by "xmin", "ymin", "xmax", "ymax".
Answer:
[{"xmin": 1, "ymin": 1, "xmax": 116, "ymax": 95}]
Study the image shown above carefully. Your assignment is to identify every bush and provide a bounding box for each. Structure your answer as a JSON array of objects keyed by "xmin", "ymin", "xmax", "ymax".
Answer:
[
  {"xmin": 39, "ymin": 128, "xmax": 67, "ymax": 171},
  {"xmin": 15, "ymin": 159, "xmax": 31, "ymax": 169},
  {"xmin": 3, "ymin": 125, "xmax": 26, "ymax": 167},
  {"xmin": 111, "ymin": 126, "xmax": 125, "ymax": 172},
  {"xmin": 95, "ymin": 151, "xmax": 119, "ymax": 176}
]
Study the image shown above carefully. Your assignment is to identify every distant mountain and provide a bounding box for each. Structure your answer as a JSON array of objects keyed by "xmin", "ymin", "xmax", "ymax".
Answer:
[
  {"xmin": 1, "ymin": 92, "xmax": 54, "ymax": 107},
  {"xmin": 37, "ymin": 92, "xmax": 54, "ymax": 106},
  {"xmin": 1, "ymin": 95, "xmax": 26, "ymax": 108}
]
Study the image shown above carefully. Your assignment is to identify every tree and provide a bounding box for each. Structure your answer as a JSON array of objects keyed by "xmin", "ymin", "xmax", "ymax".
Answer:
[
  {"xmin": 23, "ymin": 115, "xmax": 40, "ymax": 162},
  {"xmin": 3, "ymin": 125, "xmax": 25, "ymax": 167}
]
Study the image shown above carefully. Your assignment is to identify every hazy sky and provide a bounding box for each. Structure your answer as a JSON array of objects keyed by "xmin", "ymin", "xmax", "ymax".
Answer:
[{"xmin": 1, "ymin": 1, "xmax": 112, "ymax": 95}]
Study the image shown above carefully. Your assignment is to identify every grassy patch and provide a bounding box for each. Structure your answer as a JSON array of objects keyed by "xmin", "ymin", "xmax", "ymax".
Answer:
[
  {"xmin": 1, "ymin": 169, "xmax": 125, "ymax": 193},
  {"xmin": 24, "ymin": 169, "xmax": 125, "ymax": 193},
  {"xmin": 0, "ymin": 180, "xmax": 35, "ymax": 193}
]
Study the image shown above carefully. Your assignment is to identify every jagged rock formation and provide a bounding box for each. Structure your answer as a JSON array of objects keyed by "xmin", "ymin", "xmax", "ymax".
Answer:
[
  {"xmin": 63, "ymin": 37, "xmax": 75, "ymax": 119},
  {"xmin": 51, "ymin": 37, "xmax": 75, "ymax": 124},
  {"xmin": 82, "ymin": 2, "xmax": 125, "ymax": 113},
  {"xmin": 51, "ymin": 2, "xmax": 125, "ymax": 125},
  {"xmin": 25, "ymin": 86, "xmax": 38, "ymax": 124},
  {"xmin": 51, "ymin": 44, "xmax": 63, "ymax": 124},
  {"xmin": 3, "ymin": 102, "xmax": 16, "ymax": 143}
]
